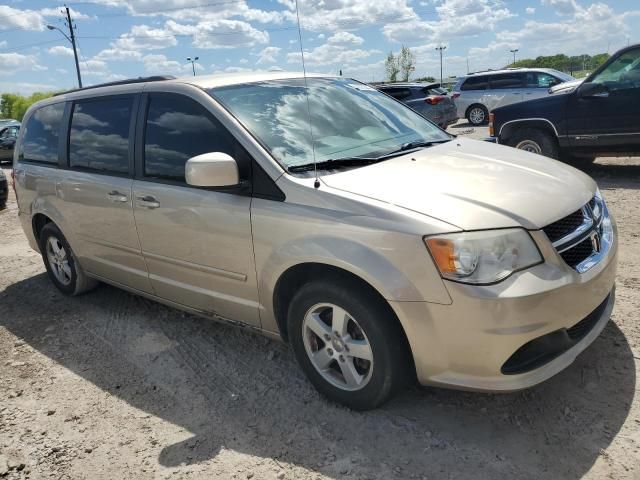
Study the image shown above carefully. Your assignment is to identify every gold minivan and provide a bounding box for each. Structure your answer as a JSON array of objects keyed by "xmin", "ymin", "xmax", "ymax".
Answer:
[{"xmin": 13, "ymin": 73, "xmax": 617, "ymax": 409}]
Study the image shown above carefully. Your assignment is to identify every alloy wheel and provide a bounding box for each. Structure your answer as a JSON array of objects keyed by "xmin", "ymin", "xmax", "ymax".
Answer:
[
  {"xmin": 302, "ymin": 303, "xmax": 374, "ymax": 391},
  {"xmin": 46, "ymin": 237, "xmax": 72, "ymax": 286},
  {"xmin": 469, "ymin": 107, "xmax": 485, "ymax": 125}
]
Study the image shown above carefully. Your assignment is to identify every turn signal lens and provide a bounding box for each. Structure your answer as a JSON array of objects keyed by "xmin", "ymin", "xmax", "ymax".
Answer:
[
  {"xmin": 425, "ymin": 238, "xmax": 457, "ymax": 274},
  {"xmin": 488, "ymin": 113, "xmax": 495, "ymax": 137}
]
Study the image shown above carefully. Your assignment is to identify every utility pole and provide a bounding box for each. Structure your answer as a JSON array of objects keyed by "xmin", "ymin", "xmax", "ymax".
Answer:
[
  {"xmin": 435, "ymin": 45, "xmax": 446, "ymax": 87},
  {"xmin": 65, "ymin": 7, "xmax": 82, "ymax": 88},
  {"xmin": 47, "ymin": 5, "xmax": 82, "ymax": 88},
  {"xmin": 187, "ymin": 56, "xmax": 199, "ymax": 76},
  {"xmin": 510, "ymin": 48, "xmax": 519, "ymax": 66}
]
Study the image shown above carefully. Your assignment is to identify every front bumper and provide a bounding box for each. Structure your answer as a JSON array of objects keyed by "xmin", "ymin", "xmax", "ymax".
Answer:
[{"xmin": 390, "ymin": 227, "xmax": 618, "ymax": 392}]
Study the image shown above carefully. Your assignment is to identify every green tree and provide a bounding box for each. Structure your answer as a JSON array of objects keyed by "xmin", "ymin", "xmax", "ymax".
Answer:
[
  {"xmin": 385, "ymin": 52, "xmax": 400, "ymax": 82},
  {"xmin": 399, "ymin": 46, "xmax": 416, "ymax": 82},
  {"xmin": 0, "ymin": 91, "xmax": 56, "ymax": 121}
]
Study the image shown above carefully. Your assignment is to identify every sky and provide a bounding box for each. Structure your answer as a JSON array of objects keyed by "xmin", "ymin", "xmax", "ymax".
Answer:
[{"xmin": 0, "ymin": 0, "xmax": 638, "ymax": 94}]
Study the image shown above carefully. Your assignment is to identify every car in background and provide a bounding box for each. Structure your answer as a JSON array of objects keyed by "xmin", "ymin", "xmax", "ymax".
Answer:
[
  {"xmin": 0, "ymin": 168, "xmax": 7, "ymax": 209},
  {"xmin": 0, "ymin": 121, "xmax": 20, "ymax": 163},
  {"xmin": 376, "ymin": 83, "xmax": 458, "ymax": 128},
  {"xmin": 489, "ymin": 44, "xmax": 640, "ymax": 163},
  {"xmin": 452, "ymin": 68, "xmax": 575, "ymax": 125}
]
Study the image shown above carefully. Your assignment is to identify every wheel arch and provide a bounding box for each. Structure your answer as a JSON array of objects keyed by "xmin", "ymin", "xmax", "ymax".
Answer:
[
  {"xmin": 32, "ymin": 212, "xmax": 53, "ymax": 247},
  {"xmin": 499, "ymin": 118, "xmax": 558, "ymax": 143}
]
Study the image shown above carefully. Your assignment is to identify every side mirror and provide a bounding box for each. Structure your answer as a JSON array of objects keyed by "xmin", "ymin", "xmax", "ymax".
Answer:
[
  {"xmin": 185, "ymin": 152, "xmax": 239, "ymax": 188},
  {"xmin": 578, "ymin": 82, "xmax": 609, "ymax": 98}
]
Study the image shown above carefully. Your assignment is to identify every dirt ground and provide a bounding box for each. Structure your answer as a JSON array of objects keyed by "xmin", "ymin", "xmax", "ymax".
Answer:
[{"xmin": 1, "ymin": 125, "xmax": 639, "ymax": 480}]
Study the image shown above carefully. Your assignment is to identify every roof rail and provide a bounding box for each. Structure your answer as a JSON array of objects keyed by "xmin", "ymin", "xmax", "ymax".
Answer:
[{"xmin": 53, "ymin": 75, "xmax": 176, "ymax": 96}]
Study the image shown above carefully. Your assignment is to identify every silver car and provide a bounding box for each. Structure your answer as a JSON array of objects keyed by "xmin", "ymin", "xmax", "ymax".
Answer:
[
  {"xmin": 13, "ymin": 72, "xmax": 617, "ymax": 410},
  {"xmin": 376, "ymin": 83, "xmax": 458, "ymax": 128},
  {"xmin": 453, "ymin": 68, "xmax": 576, "ymax": 125}
]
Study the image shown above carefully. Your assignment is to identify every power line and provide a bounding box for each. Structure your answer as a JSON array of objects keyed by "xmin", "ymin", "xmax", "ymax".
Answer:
[{"xmin": 0, "ymin": 39, "xmax": 61, "ymax": 53}]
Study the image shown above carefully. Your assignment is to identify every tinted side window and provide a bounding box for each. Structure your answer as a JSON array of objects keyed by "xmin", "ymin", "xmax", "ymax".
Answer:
[
  {"xmin": 525, "ymin": 72, "xmax": 561, "ymax": 88},
  {"xmin": 20, "ymin": 103, "xmax": 64, "ymax": 164},
  {"xmin": 144, "ymin": 93, "xmax": 238, "ymax": 182},
  {"xmin": 460, "ymin": 76, "xmax": 489, "ymax": 91},
  {"xmin": 69, "ymin": 97, "xmax": 132, "ymax": 174},
  {"xmin": 489, "ymin": 73, "xmax": 524, "ymax": 89}
]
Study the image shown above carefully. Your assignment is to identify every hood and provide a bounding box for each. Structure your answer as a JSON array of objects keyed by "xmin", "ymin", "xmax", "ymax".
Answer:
[
  {"xmin": 549, "ymin": 78, "xmax": 584, "ymax": 95},
  {"xmin": 321, "ymin": 137, "xmax": 596, "ymax": 230}
]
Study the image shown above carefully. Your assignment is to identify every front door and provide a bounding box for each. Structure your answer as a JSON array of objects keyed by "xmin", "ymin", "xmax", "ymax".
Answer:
[
  {"xmin": 566, "ymin": 46, "xmax": 640, "ymax": 155},
  {"xmin": 60, "ymin": 94, "xmax": 153, "ymax": 293},
  {"xmin": 486, "ymin": 72, "xmax": 524, "ymax": 110},
  {"xmin": 132, "ymin": 92, "xmax": 260, "ymax": 326}
]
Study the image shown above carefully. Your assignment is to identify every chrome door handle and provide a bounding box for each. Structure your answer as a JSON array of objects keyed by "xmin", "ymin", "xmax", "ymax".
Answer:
[
  {"xmin": 137, "ymin": 195, "xmax": 160, "ymax": 209},
  {"xmin": 107, "ymin": 190, "xmax": 128, "ymax": 203}
]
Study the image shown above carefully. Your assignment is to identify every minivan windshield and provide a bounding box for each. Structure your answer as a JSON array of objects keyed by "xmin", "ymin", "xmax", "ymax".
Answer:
[{"xmin": 210, "ymin": 77, "xmax": 451, "ymax": 171}]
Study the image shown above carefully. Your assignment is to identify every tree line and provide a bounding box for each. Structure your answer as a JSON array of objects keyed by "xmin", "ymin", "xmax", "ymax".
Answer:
[
  {"xmin": 1, "ymin": 92, "xmax": 56, "ymax": 121},
  {"xmin": 508, "ymin": 52, "xmax": 610, "ymax": 75},
  {"xmin": 383, "ymin": 48, "xmax": 611, "ymax": 83}
]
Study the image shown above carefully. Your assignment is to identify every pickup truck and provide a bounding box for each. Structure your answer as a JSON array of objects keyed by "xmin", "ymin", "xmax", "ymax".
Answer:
[{"xmin": 488, "ymin": 44, "xmax": 640, "ymax": 163}]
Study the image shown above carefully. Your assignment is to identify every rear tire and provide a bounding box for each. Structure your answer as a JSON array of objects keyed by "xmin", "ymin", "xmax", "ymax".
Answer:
[
  {"xmin": 39, "ymin": 223, "xmax": 98, "ymax": 296},
  {"xmin": 508, "ymin": 128, "xmax": 559, "ymax": 159},
  {"xmin": 466, "ymin": 104, "xmax": 489, "ymax": 126},
  {"xmin": 287, "ymin": 278, "xmax": 410, "ymax": 410}
]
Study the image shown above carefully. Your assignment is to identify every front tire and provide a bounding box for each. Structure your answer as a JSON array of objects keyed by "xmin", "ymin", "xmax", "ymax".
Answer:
[
  {"xmin": 287, "ymin": 278, "xmax": 410, "ymax": 410},
  {"xmin": 467, "ymin": 104, "xmax": 489, "ymax": 125},
  {"xmin": 39, "ymin": 223, "xmax": 98, "ymax": 296},
  {"xmin": 507, "ymin": 128, "xmax": 559, "ymax": 159}
]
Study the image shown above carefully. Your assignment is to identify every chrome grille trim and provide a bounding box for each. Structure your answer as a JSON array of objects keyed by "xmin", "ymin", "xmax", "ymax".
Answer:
[{"xmin": 543, "ymin": 194, "xmax": 613, "ymax": 273}]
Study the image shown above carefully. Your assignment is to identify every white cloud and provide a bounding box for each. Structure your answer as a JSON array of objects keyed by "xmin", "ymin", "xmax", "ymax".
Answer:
[
  {"xmin": 327, "ymin": 32, "xmax": 364, "ymax": 46},
  {"xmin": 383, "ymin": 0, "xmax": 513, "ymax": 43},
  {"xmin": 142, "ymin": 53, "xmax": 201, "ymax": 75},
  {"xmin": 0, "ymin": 53, "xmax": 47, "ymax": 75},
  {"xmin": 80, "ymin": 59, "xmax": 110, "ymax": 77},
  {"xmin": 94, "ymin": 48, "xmax": 142, "ymax": 61},
  {"xmin": 48, "ymin": 45, "xmax": 74, "ymax": 57},
  {"xmin": 114, "ymin": 24, "xmax": 178, "ymax": 50},
  {"xmin": 526, "ymin": 7, "xmax": 536, "ymax": 14},
  {"xmin": 40, "ymin": 6, "xmax": 92, "ymax": 20},
  {"xmin": 501, "ymin": 2, "xmax": 638, "ymax": 56},
  {"xmin": 541, "ymin": 0, "xmax": 579, "ymax": 15},
  {"xmin": 0, "ymin": 5, "xmax": 44, "ymax": 31},
  {"xmin": 257, "ymin": 46, "xmax": 281, "ymax": 64},
  {"xmin": 165, "ymin": 19, "xmax": 269, "ymax": 49},
  {"xmin": 287, "ymin": 39, "xmax": 380, "ymax": 67}
]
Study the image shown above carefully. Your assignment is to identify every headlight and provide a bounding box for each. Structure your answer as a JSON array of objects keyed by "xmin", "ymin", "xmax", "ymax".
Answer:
[{"xmin": 424, "ymin": 229, "xmax": 543, "ymax": 284}]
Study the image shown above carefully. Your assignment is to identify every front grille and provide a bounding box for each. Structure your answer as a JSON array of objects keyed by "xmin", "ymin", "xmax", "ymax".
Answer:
[
  {"xmin": 543, "ymin": 209, "xmax": 584, "ymax": 243},
  {"xmin": 542, "ymin": 198, "xmax": 603, "ymax": 271},
  {"xmin": 560, "ymin": 238, "xmax": 594, "ymax": 268}
]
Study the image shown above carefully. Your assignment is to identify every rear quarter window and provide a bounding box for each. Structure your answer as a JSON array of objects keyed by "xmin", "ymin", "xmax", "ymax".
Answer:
[
  {"xmin": 20, "ymin": 103, "xmax": 65, "ymax": 164},
  {"xmin": 460, "ymin": 76, "xmax": 489, "ymax": 91}
]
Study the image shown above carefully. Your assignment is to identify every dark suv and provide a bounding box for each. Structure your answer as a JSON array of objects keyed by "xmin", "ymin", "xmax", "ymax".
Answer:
[{"xmin": 489, "ymin": 44, "xmax": 640, "ymax": 163}]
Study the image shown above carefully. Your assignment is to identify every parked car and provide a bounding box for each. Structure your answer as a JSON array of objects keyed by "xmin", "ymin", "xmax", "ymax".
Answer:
[
  {"xmin": 489, "ymin": 44, "xmax": 640, "ymax": 163},
  {"xmin": 452, "ymin": 68, "xmax": 576, "ymax": 125},
  {"xmin": 0, "ymin": 121, "xmax": 20, "ymax": 163},
  {"xmin": 0, "ymin": 168, "xmax": 7, "ymax": 209},
  {"xmin": 14, "ymin": 73, "xmax": 616, "ymax": 410},
  {"xmin": 376, "ymin": 83, "xmax": 458, "ymax": 128}
]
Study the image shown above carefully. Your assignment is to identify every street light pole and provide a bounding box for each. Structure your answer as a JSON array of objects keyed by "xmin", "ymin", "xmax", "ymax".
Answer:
[
  {"xmin": 510, "ymin": 48, "xmax": 519, "ymax": 66},
  {"xmin": 47, "ymin": 6, "xmax": 82, "ymax": 88},
  {"xmin": 435, "ymin": 45, "xmax": 446, "ymax": 86},
  {"xmin": 187, "ymin": 56, "xmax": 199, "ymax": 76}
]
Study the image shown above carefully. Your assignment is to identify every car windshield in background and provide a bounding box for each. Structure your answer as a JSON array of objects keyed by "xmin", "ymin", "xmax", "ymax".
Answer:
[
  {"xmin": 210, "ymin": 77, "xmax": 451, "ymax": 170},
  {"xmin": 549, "ymin": 70, "xmax": 576, "ymax": 83}
]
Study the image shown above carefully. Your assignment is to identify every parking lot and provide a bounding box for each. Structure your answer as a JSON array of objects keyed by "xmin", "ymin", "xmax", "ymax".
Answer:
[{"xmin": 1, "ymin": 126, "xmax": 639, "ymax": 479}]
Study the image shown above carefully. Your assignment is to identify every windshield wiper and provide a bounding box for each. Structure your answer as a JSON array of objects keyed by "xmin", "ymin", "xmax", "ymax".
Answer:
[
  {"xmin": 288, "ymin": 157, "xmax": 379, "ymax": 173},
  {"xmin": 384, "ymin": 138, "xmax": 453, "ymax": 156}
]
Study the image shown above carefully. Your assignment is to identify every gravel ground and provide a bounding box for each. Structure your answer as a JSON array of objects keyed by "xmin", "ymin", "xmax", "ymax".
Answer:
[{"xmin": 1, "ymin": 126, "xmax": 639, "ymax": 479}]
